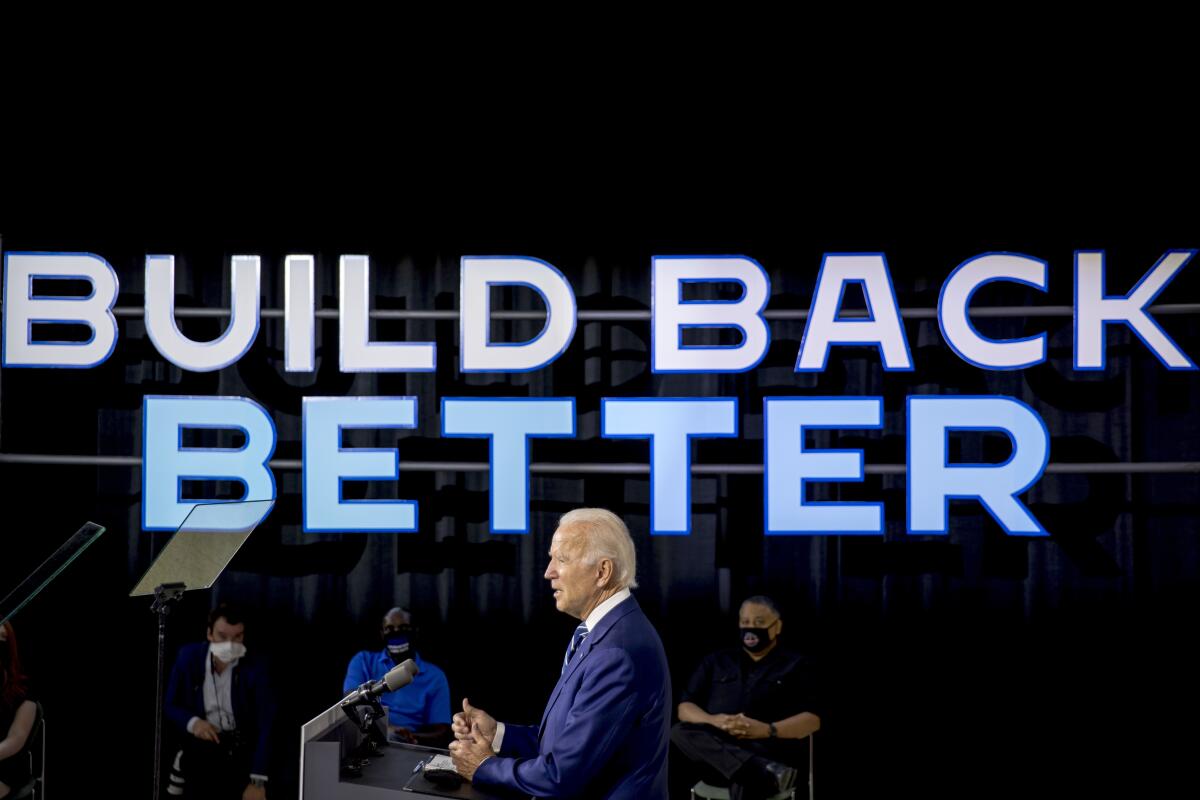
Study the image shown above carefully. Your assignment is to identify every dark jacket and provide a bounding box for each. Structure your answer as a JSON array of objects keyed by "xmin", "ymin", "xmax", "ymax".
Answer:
[{"xmin": 165, "ymin": 642, "xmax": 276, "ymax": 776}]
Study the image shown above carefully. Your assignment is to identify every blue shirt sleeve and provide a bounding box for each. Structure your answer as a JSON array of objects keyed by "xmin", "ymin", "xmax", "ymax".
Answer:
[
  {"xmin": 343, "ymin": 651, "xmax": 372, "ymax": 694},
  {"xmin": 426, "ymin": 669, "xmax": 452, "ymax": 725}
]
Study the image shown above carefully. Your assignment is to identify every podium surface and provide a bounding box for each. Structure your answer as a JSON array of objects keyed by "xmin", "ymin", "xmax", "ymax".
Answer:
[{"xmin": 301, "ymin": 702, "xmax": 505, "ymax": 799}]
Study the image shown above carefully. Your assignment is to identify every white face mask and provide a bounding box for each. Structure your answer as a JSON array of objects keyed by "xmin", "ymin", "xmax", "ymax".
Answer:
[{"xmin": 210, "ymin": 641, "xmax": 247, "ymax": 663}]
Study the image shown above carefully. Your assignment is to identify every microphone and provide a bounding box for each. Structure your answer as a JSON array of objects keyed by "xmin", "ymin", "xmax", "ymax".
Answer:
[{"xmin": 341, "ymin": 659, "xmax": 419, "ymax": 707}]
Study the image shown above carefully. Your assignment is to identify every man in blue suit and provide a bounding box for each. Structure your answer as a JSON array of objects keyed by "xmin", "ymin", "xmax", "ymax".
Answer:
[
  {"xmin": 449, "ymin": 508, "xmax": 671, "ymax": 799},
  {"xmin": 165, "ymin": 603, "xmax": 275, "ymax": 799}
]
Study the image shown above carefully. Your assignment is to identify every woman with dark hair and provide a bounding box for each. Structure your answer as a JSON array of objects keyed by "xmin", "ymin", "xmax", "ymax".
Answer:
[{"xmin": 0, "ymin": 620, "xmax": 36, "ymax": 799}]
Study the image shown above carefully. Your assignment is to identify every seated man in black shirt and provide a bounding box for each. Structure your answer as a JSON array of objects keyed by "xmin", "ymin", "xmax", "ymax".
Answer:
[{"xmin": 672, "ymin": 595, "xmax": 821, "ymax": 800}]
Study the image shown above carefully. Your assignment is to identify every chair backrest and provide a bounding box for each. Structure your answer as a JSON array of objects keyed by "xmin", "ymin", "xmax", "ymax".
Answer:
[
  {"xmin": 9, "ymin": 700, "xmax": 45, "ymax": 800},
  {"xmin": 26, "ymin": 701, "xmax": 44, "ymax": 798},
  {"xmin": 36, "ymin": 700, "xmax": 45, "ymax": 797},
  {"xmin": 807, "ymin": 732, "xmax": 814, "ymax": 800}
]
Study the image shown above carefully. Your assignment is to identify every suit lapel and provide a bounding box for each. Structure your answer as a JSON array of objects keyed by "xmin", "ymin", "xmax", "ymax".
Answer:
[{"xmin": 538, "ymin": 596, "xmax": 640, "ymax": 738}]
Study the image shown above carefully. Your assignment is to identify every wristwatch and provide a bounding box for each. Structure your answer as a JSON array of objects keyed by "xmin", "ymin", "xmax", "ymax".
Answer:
[{"xmin": 768, "ymin": 722, "xmax": 778, "ymax": 738}]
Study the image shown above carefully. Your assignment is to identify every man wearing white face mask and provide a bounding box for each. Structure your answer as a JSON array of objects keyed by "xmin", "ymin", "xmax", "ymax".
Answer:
[{"xmin": 165, "ymin": 603, "xmax": 276, "ymax": 799}]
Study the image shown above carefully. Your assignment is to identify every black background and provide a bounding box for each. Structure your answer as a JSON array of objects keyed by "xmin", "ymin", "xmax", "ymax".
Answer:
[{"xmin": 2, "ymin": 148, "xmax": 1198, "ymax": 800}]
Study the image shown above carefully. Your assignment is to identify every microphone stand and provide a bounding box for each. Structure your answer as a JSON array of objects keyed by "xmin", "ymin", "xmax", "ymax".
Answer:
[
  {"xmin": 339, "ymin": 688, "xmax": 389, "ymax": 777},
  {"xmin": 150, "ymin": 582, "xmax": 187, "ymax": 800}
]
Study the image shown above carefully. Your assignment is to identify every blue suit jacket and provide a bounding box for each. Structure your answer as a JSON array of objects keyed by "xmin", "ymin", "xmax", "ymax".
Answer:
[
  {"xmin": 474, "ymin": 595, "xmax": 671, "ymax": 799},
  {"xmin": 164, "ymin": 642, "xmax": 276, "ymax": 777}
]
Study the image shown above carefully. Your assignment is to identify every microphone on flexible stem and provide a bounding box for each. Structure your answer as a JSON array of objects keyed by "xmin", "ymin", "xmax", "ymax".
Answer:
[
  {"xmin": 341, "ymin": 658, "xmax": 420, "ymax": 708},
  {"xmin": 340, "ymin": 659, "xmax": 420, "ymax": 750}
]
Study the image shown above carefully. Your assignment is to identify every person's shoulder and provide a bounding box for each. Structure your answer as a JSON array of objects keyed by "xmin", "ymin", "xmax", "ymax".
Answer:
[
  {"xmin": 616, "ymin": 593, "xmax": 645, "ymax": 617},
  {"xmin": 774, "ymin": 645, "xmax": 813, "ymax": 660},
  {"xmin": 610, "ymin": 598, "xmax": 658, "ymax": 633},
  {"xmin": 604, "ymin": 608, "xmax": 667, "ymax": 655},
  {"xmin": 177, "ymin": 641, "xmax": 209, "ymax": 660},
  {"xmin": 702, "ymin": 646, "xmax": 741, "ymax": 663},
  {"xmin": 772, "ymin": 647, "xmax": 817, "ymax": 671},
  {"xmin": 241, "ymin": 647, "xmax": 274, "ymax": 670},
  {"xmin": 349, "ymin": 648, "xmax": 379, "ymax": 664},
  {"xmin": 3, "ymin": 694, "xmax": 38, "ymax": 720},
  {"xmin": 416, "ymin": 657, "xmax": 448, "ymax": 679}
]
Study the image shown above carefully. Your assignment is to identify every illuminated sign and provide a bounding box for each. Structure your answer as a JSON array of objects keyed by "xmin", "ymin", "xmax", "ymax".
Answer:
[{"xmin": 3, "ymin": 250, "xmax": 1194, "ymax": 535}]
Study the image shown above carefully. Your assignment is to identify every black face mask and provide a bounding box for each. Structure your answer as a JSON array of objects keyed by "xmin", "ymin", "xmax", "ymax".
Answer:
[
  {"xmin": 383, "ymin": 625, "xmax": 418, "ymax": 664},
  {"xmin": 740, "ymin": 622, "xmax": 777, "ymax": 653}
]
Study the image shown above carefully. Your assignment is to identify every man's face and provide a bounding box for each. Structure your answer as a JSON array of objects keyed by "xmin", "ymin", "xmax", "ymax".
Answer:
[
  {"xmin": 381, "ymin": 611, "xmax": 410, "ymax": 638},
  {"xmin": 544, "ymin": 527, "xmax": 599, "ymax": 620},
  {"xmin": 207, "ymin": 617, "xmax": 246, "ymax": 645},
  {"xmin": 738, "ymin": 602, "xmax": 781, "ymax": 649},
  {"xmin": 381, "ymin": 610, "xmax": 415, "ymax": 662}
]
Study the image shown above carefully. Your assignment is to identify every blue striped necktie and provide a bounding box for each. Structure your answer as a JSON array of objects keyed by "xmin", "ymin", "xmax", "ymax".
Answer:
[{"xmin": 562, "ymin": 622, "xmax": 589, "ymax": 674}]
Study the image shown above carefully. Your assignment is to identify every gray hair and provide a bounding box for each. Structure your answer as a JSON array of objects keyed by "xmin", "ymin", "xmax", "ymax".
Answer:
[{"xmin": 557, "ymin": 508, "xmax": 638, "ymax": 590}]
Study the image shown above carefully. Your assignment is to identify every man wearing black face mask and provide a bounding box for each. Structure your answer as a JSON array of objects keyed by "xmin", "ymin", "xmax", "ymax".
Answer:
[
  {"xmin": 343, "ymin": 607, "xmax": 451, "ymax": 746},
  {"xmin": 671, "ymin": 596, "xmax": 821, "ymax": 800}
]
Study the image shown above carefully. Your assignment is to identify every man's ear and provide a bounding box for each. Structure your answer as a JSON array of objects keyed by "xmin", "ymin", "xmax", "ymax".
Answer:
[{"xmin": 596, "ymin": 558, "xmax": 614, "ymax": 587}]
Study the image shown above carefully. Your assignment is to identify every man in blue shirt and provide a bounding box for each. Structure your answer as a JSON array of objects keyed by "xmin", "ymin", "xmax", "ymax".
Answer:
[{"xmin": 343, "ymin": 607, "xmax": 451, "ymax": 746}]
